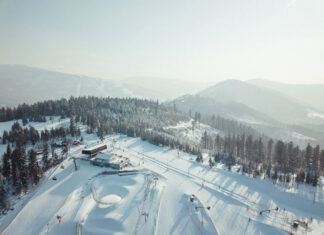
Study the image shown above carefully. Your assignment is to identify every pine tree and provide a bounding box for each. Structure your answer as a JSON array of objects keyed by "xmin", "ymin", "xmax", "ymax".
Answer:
[
  {"xmin": 17, "ymin": 145, "xmax": 28, "ymax": 192},
  {"xmin": 267, "ymin": 139, "xmax": 273, "ymax": 165},
  {"xmin": 11, "ymin": 148, "xmax": 20, "ymax": 188},
  {"xmin": 305, "ymin": 171, "xmax": 312, "ymax": 184},
  {"xmin": 287, "ymin": 142, "xmax": 294, "ymax": 173},
  {"xmin": 2, "ymin": 130, "xmax": 9, "ymax": 144},
  {"xmin": 0, "ymin": 181, "xmax": 9, "ymax": 211},
  {"xmin": 196, "ymin": 151, "xmax": 203, "ymax": 163},
  {"xmin": 320, "ymin": 150, "xmax": 324, "ymax": 173},
  {"xmin": 312, "ymin": 145, "xmax": 320, "ymax": 172},
  {"xmin": 257, "ymin": 137, "xmax": 265, "ymax": 163},
  {"xmin": 209, "ymin": 157, "xmax": 214, "ymax": 168},
  {"xmin": 312, "ymin": 173, "xmax": 318, "ymax": 187},
  {"xmin": 98, "ymin": 126, "xmax": 104, "ymax": 142},
  {"xmin": 201, "ymin": 131, "xmax": 208, "ymax": 149},
  {"xmin": 272, "ymin": 170, "xmax": 278, "ymax": 181},
  {"xmin": 2, "ymin": 144, "xmax": 12, "ymax": 181},
  {"xmin": 42, "ymin": 142, "xmax": 49, "ymax": 170},
  {"xmin": 28, "ymin": 150, "xmax": 42, "ymax": 186},
  {"xmin": 296, "ymin": 170, "xmax": 305, "ymax": 183},
  {"xmin": 293, "ymin": 145, "xmax": 301, "ymax": 168},
  {"xmin": 70, "ymin": 116, "xmax": 76, "ymax": 137},
  {"xmin": 215, "ymin": 135, "xmax": 222, "ymax": 152},
  {"xmin": 305, "ymin": 144, "xmax": 313, "ymax": 171},
  {"xmin": 274, "ymin": 140, "xmax": 287, "ymax": 172},
  {"xmin": 214, "ymin": 152, "xmax": 220, "ymax": 163},
  {"xmin": 22, "ymin": 117, "xmax": 28, "ymax": 126},
  {"xmin": 245, "ymin": 135, "xmax": 253, "ymax": 162}
]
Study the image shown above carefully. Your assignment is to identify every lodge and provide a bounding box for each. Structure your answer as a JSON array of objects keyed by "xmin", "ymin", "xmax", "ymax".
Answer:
[{"xmin": 82, "ymin": 144, "xmax": 107, "ymax": 157}]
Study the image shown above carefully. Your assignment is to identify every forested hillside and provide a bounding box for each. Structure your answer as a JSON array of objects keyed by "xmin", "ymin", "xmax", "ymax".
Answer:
[{"xmin": 1, "ymin": 97, "xmax": 324, "ymax": 212}]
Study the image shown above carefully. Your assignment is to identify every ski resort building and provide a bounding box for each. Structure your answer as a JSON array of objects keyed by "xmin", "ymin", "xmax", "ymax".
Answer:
[
  {"xmin": 82, "ymin": 144, "xmax": 107, "ymax": 158},
  {"xmin": 90, "ymin": 153, "xmax": 129, "ymax": 170}
]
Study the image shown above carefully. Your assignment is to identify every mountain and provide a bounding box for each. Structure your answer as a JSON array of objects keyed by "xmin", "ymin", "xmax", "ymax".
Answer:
[
  {"xmin": 121, "ymin": 76, "xmax": 210, "ymax": 102},
  {"xmin": 197, "ymin": 79, "xmax": 324, "ymax": 125},
  {"xmin": 248, "ymin": 79, "xmax": 324, "ymax": 113},
  {"xmin": 170, "ymin": 80, "xmax": 324, "ymax": 146},
  {"xmin": 171, "ymin": 94, "xmax": 324, "ymax": 146},
  {"xmin": 0, "ymin": 64, "xmax": 137, "ymax": 107},
  {"xmin": 0, "ymin": 65, "xmax": 208, "ymax": 107},
  {"xmin": 172, "ymin": 95, "xmax": 279, "ymax": 126}
]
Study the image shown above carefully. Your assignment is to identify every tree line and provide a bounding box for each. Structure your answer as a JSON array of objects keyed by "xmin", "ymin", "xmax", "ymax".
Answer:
[
  {"xmin": 201, "ymin": 131, "xmax": 324, "ymax": 186},
  {"xmin": 0, "ymin": 120, "xmax": 74, "ymax": 212}
]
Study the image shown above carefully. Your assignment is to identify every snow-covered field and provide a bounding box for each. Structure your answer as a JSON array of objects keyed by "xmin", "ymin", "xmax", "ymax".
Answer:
[
  {"xmin": 164, "ymin": 120, "xmax": 222, "ymax": 145},
  {"xmin": 0, "ymin": 119, "xmax": 324, "ymax": 235}
]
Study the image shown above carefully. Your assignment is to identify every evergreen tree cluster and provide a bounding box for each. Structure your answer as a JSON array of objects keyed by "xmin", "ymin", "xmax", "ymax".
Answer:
[
  {"xmin": 201, "ymin": 132, "xmax": 323, "ymax": 186},
  {"xmin": 2, "ymin": 121, "xmax": 79, "ymax": 146},
  {"xmin": 0, "ymin": 144, "xmax": 43, "ymax": 212},
  {"xmin": 2, "ymin": 122, "xmax": 40, "ymax": 145}
]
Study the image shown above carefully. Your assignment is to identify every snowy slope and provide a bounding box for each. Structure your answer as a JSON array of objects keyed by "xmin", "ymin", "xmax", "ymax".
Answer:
[
  {"xmin": 164, "ymin": 120, "xmax": 223, "ymax": 145},
  {"xmin": 0, "ymin": 120, "xmax": 323, "ymax": 235}
]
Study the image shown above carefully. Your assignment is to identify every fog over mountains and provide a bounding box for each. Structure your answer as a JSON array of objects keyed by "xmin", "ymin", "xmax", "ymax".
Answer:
[
  {"xmin": 1, "ymin": 64, "xmax": 324, "ymax": 146},
  {"xmin": 0, "ymin": 65, "xmax": 209, "ymax": 107},
  {"xmin": 249, "ymin": 79, "xmax": 324, "ymax": 113},
  {"xmin": 197, "ymin": 79, "xmax": 324, "ymax": 125}
]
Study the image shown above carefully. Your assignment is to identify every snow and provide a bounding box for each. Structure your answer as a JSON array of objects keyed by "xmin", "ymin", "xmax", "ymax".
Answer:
[
  {"xmin": 83, "ymin": 144, "xmax": 107, "ymax": 152},
  {"xmin": 308, "ymin": 111, "xmax": 324, "ymax": 120},
  {"xmin": 291, "ymin": 132, "xmax": 316, "ymax": 141},
  {"xmin": 164, "ymin": 120, "xmax": 222, "ymax": 145},
  {"xmin": 0, "ymin": 119, "xmax": 323, "ymax": 235},
  {"xmin": 0, "ymin": 116, "xmax": 69, "ymax": 135}
]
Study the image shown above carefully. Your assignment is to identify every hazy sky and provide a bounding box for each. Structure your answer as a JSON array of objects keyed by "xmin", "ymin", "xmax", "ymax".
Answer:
[{"xmin": 0, "ymin": 0, "xmax": 323, "ymax": 83}]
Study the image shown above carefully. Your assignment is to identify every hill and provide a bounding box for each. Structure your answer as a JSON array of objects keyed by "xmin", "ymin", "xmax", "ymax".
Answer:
[
  {"xmin": 0, "ymin": 65, "xmax": 208, "ymax": 107},
  {"xmin": 197, "ymin": 79, "xmax": 324, "ymax": 125},
  {"xmin": 249, "ymin": 79, "xmax": 324, "ymax": 113},
  {"xmin": 171, "ymin": 94, "xmax": 324, "ymax": 146}
]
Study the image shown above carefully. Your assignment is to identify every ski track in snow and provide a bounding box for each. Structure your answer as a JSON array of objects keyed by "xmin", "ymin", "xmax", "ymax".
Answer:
[{"xmin": 0, "ymin": 118, "xmax": 323, "ymax": 235}]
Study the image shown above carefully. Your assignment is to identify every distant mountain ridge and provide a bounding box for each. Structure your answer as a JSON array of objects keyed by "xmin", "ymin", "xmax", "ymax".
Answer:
[
  {"xmin": 0, "ymin": 64, "xmax": 209, "ymax": 107},
  {"xmin": 171, "ymin": 79, "xmax": 324, "ymax": 146},
  {"xmin": 248, "ymin": 79, "xmax": 324, "ymax": 113},
  {"xmin": 172, "ymin": 94, "xmax": 279, "ymax": 126},
  {"xmin": 121, "ymin": 76, "xmax": 210, "ymax": 102},
  {"xmin": 197, "ymin": 79, "xmax": 324, "ymax": 125}
]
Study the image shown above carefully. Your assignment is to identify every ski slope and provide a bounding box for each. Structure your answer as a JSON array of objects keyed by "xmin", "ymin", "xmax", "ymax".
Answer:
[
  {"xmin": 0, "ymin": 119, "xmax": 324, "ymax": 235},
  {"xmin": 110, "ymin": 136, "xmax": 324, "ymax": 235}
]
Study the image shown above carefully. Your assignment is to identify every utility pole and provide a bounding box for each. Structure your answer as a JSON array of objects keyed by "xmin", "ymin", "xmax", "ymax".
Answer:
[
  {"xmin": 73, "ymin": 158, "xmax": 78, "ymax": 171},
  {"xmin": 313, "ymin": 190, "xmax": 316, "ymax": 204},
  {"xmin": 142, "ymin": 212, "xmax": 149, "ymax": 223}
]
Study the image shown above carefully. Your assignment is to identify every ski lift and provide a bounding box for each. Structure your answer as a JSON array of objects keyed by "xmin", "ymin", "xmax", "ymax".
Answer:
[{"xmin": 52, "ymin": 176, "xmax": 57, "ymax": 181}]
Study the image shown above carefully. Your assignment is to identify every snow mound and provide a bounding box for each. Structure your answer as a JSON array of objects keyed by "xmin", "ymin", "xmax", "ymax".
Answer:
[{"xmin": 100, "ymin": 194, "xmax": 122, "ymax": 204}]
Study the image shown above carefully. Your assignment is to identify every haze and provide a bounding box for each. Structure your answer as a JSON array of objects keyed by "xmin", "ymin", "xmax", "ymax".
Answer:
[{"xmin": 0, "ymin": 0, "xmax": 323, "ymax": 83}]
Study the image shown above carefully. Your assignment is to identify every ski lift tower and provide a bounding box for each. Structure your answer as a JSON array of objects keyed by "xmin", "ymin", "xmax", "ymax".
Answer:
[{"xmin": 71, "ymin": 157, "xmax": 78, "ymax": 171}]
